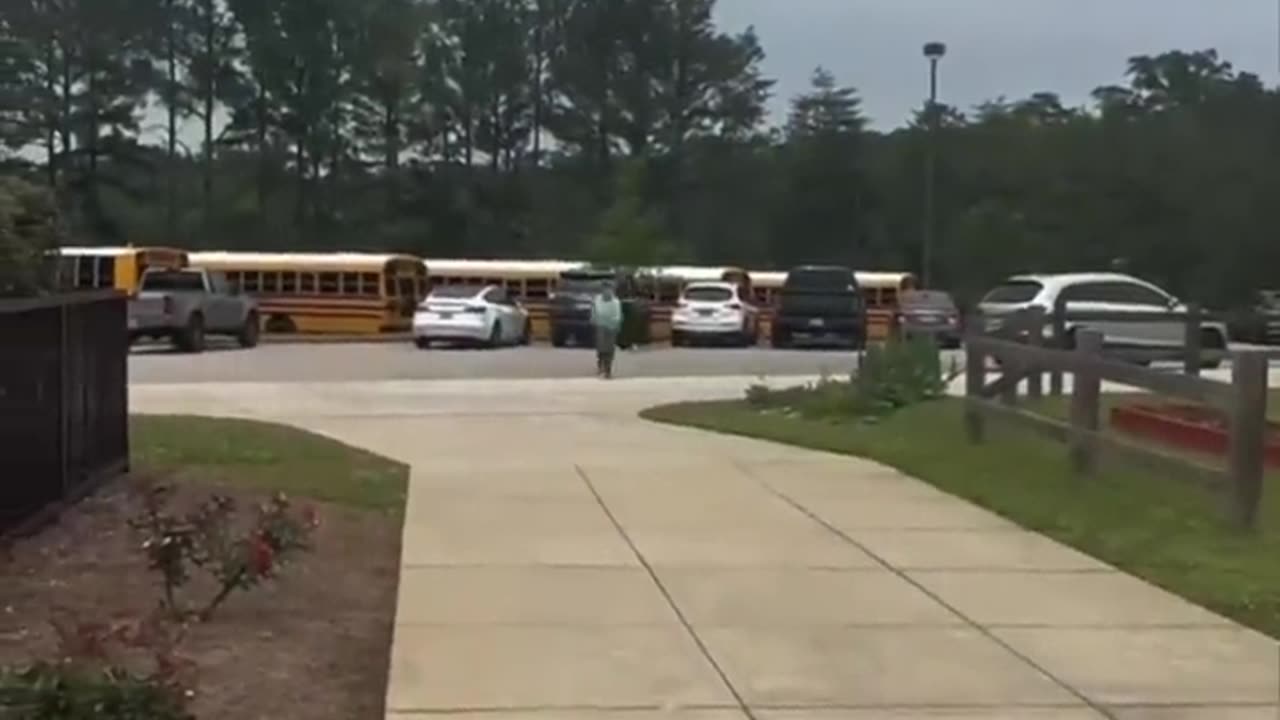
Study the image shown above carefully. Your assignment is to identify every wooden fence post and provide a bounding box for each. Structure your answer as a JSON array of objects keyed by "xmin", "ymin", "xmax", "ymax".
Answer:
[
  {"xmin": 1026, "ymin": 306, "xmax": 1045, "ymax": 401},
  {"xmin": 964, "ymin": 329, "xmax": 986, "ymax": 444},
  {"xmin": 999, "ymin": 310, "xmax": 1024, "ymax": 406},
  {"xmin": 1227, "ymin": 351, "xmax": 1266, "ymax": 530},
  {"xmin": 1050, "ymin": 296, "xmax": 1066, "ymax": 397},
  {"xmin": 1069, "ymin": 329, "xmax": 1103, "ymax": 476},
  {"xmin": 1183, "ymin": 303, "xmax": 1202, "ymax": 377}
]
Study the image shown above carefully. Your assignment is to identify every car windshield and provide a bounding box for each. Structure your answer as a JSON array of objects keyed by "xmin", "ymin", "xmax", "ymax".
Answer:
[
  {"xmin": 141, "ymin": 271, "xmax": 204, "ymax": 291},
  {"xmin": 982, "ymin": 280, "xmax": 1042, "ymax": 304},
  {"xmin": 684, "ymin": 286, "xmax": 733, "ymax": 302},
  {"xmin": 784, "ymin": 268, "xmax": 855, "ymax": 290},
  {"xmin": 902, "ymin": 291, "xmax": 956, "ymax": 310},
  {"xmin": 428, "ymin": 286, "xmax": 481, "ymax": 299}
]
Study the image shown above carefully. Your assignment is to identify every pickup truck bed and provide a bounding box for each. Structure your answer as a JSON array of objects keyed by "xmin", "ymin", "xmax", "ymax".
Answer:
[{"xmin": 128, "ymin": 268, "xmax": 260, "ymax": 353}]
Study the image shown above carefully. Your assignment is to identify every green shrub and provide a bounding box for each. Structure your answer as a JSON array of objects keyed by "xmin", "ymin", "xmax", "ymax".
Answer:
[
  {"xmin": 0, "ymin": 611, "xmax": 195, "ymax": 720},
  {"xmin": 742, "ymin": 337, "xmax": 948, "ymax": 421}
]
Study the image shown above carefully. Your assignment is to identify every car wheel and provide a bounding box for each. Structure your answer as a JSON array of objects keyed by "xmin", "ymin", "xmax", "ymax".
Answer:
[
  {"xmin": 237, "ymin": 312, "xmax": 261, "ymax": 348},
  {"xmin": 488, "ymin": 323, "xmax": 501, "ymax": 348},
  {"xmin": 176, "ymin": 314, "xmax": 205, "ymax": 354}
]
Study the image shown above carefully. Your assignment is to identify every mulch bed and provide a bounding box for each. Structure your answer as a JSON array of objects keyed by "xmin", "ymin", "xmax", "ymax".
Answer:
[{"xmin": 0, "ymin": 473, "xmax": 402, "ymax": 720}]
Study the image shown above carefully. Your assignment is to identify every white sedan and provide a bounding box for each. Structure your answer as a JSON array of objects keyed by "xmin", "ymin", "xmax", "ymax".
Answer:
[
  {"xmin": 670, "ymin": 281, "xmax": 760, "ymax": 347},
  {"xmin": 413, "ymin": 285, "xmax": 530, "ymax": 349}
]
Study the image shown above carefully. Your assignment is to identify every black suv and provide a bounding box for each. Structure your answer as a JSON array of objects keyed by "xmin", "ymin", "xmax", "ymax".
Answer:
[
  {"xmin": 549, "ymin": 267, "xmax": 652, "ymax": 348},
  {"xmin": 772, "ymin": 265, "xmax": 867, "ymax": 349}
]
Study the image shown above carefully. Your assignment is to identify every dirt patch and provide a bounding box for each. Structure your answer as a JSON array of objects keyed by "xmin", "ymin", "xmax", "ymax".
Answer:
[{"xmin": 0, "ymin": 473, "xmax": 402, "ymax": 720}]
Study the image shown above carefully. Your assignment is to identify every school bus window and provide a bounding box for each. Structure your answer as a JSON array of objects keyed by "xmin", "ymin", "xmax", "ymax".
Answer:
[
  {"xmin": 319, "ymin": 272, "xmax": 339, "ymax": 293},
  {"xmin": 337, "ymin": 272, "xmax": 357, "ymax": 295},
  {"xmin": 243, "ymin": 272, "xmax": 260, "ymax": 292},
  {"xmin": 300, "ymin": 273, "xmax": 316, "ymax": 293},
  {"xmin": 360, "ymin": 273, "xmax": 380, "ymax": 296},
  {"xmin": 75, "ymin": 259, "xmax": 94, "ymax": 288},
  {"xmin": 225, "ymin": 271, "xmax": 241, "ymax": 290},
  {"xmin": 281, "ymin": 272, "xmax": 297, "ymax": 293},
  {"xmin": 262, "ymin": 273, "xmax": 280, "ymax": 293},
  {"xmin": 97, "ymin": 257, "xmax": 115, "ymax": 288},
  {"xmin": 526, "ymin": 279, "xmax": 549, "ymax": 299}
]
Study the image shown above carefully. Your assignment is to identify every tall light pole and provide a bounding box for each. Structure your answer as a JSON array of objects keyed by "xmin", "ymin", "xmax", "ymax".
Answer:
[{"xmin": 922, "ymin": 41, "xmax": 946, "ymax": 289}]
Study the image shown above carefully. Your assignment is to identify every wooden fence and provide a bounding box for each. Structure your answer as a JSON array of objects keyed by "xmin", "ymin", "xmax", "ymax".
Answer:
[
  {"xmin": 0, "ymin": 291, "xmax": 130, "ymax": 535},
  {"xmin": 964, "ymin": 308, "xmax": 1271, "ymax": 529}
]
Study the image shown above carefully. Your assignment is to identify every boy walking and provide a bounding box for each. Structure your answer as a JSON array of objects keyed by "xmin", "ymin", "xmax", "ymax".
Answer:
[{"xmin": 590, "ymin": 283, "xmax": 623, "ymax": 379}]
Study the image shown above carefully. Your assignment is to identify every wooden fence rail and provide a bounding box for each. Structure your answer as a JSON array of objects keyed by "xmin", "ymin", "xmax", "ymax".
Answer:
[{"xmin": 963, "ymin": 309, "xmax": 1269, "ymax": 530}]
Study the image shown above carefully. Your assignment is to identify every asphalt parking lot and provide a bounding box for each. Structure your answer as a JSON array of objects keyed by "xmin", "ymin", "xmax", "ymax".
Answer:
[{"xmin": 129, "ymin": 339, "xmax": 966, "ymax": 384}]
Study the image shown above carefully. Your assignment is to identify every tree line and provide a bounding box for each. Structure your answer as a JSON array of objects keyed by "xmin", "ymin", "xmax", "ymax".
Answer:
[{"xmin": 1, "ymin": 0, "xmax": 1277, "ymax": 307}]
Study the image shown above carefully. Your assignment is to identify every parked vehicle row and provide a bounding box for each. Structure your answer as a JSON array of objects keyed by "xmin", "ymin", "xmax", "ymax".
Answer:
[{"xmin": 58, "ymin": 246, "xmax": 1263, "ymax": 359}]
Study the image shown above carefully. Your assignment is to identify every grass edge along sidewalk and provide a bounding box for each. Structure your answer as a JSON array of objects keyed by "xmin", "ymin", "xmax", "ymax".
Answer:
[
  {"xmin": 641, "ymin": 396, "xmax": 1280, "ymax": 639},
  {"xmin": 1, "ymin": 414, "xmax": 410, "ymax": 720}
]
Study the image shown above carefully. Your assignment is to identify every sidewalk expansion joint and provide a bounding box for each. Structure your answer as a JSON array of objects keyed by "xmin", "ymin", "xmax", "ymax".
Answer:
[
  {"xmin": 573, "ymin": 464, "xmax": 759, "ymax": 720},
  {"xmin": 732, "ymin": 459, "xmax": 1119, "ymax": 720}
]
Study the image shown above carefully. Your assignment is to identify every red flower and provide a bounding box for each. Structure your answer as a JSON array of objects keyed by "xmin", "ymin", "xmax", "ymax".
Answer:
[{"xmin": 249, "ymin": 534, "xmax": 274, "ymax": 576}]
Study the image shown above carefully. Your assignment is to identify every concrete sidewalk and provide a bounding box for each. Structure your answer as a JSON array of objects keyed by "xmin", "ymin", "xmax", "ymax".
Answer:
[{"xmin": 131, "ymin": 377, "xmax": 1280, "ymax": 720}]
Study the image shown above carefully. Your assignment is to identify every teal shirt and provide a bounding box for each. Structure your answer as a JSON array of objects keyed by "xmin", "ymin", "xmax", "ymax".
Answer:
[{"xmin": 591, "ymin": 295, "xmax": 623, "ymax": 331}]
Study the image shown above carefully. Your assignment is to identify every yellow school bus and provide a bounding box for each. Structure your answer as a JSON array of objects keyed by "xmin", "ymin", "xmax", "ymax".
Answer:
[
  {"xmin": 425, "ymin": 259, "xmax": 585, "ymax": 300},
  {"xmin": 189, "ymin": 252, "xmax": 427, "ymax": 334},
  {"xmin": 857, "ymin": 272, "xmax": 919, "ymax": 340},
  {"xmin": 640, "ymin": 265, "xmax": 752, "ymax": 303},
  {"xmin": 55, "ymin": 246, "xmax": 190, "ymax": 294}
]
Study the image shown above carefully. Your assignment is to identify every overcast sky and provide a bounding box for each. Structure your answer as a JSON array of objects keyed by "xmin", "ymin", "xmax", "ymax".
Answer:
[{"xmin": 713, "ymin": 0, "xmax": 1280, "ymax": 128}]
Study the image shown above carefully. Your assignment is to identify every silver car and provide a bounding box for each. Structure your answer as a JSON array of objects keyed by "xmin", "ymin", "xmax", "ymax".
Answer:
[{"xmin": 978, "ymin": 272, "xmax": 1228, "ymax": 362}]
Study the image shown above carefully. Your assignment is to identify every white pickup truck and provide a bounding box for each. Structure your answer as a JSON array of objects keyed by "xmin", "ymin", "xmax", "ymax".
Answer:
[{"xmin": 127, "ymin": 267, "xmax": 260, "ymax": 353}]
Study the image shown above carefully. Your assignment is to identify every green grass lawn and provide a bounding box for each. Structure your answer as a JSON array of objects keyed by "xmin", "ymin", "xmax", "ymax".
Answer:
[
  {"xmin": 642, "ymin": 397, "xmax": 1280, "ymax": 639},
  {"xmin": 130, "ymin": 415, "xmax": 409, "ymax": 513}
]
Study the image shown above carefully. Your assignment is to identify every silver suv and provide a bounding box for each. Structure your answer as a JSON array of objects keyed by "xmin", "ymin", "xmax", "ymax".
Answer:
[{"xmin": 978, "ymin": 272, "xmax": 1228, "ymax": 358}]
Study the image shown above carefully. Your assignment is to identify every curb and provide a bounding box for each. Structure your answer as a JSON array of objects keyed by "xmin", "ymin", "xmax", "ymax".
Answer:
[{"xmin": 261, "ymin": 334, "xmax": 411, "ymax": 345}]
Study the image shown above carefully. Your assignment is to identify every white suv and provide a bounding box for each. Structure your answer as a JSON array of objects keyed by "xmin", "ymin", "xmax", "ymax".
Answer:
[
  {"xmin": 670, "ymin": 281, "xmax": 759, "ymax": 347},
  {"xmin": 978, "ymin": 272, "xmax": 1228, "ymax": 361}
]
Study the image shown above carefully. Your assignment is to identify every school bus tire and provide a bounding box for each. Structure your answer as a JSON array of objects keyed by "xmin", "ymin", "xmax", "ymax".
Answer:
[{"xmin": 265, "ymin": 314, "xmax": 297, "ymax": 334}]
